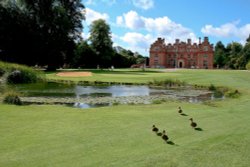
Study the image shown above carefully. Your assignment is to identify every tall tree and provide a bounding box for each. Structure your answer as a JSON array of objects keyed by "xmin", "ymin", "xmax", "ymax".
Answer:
[
  {"xmin": 73, "ymin": 40, "xmax": 97, "ymax": 68},
  {"xmin": 225, "ymin": 42, "xmax": 243, "ymax": 69},
  {"xmin": 89, "ymin": 19, "xmax": 114, "ymax": 67},
  {"xmin": 0, "ymin": 0, "xmax": 85, "ymax": 70},
  {"xmin": 246, "ymin": 34, "xmax": 250, "ymax": 43},
  {"xmin": 214, "ymin": 41, "xmax": 226, "ymax": 68},
  {"xmin": 242, "ymin": 36, "xmax": 250, "ymax": 68}
]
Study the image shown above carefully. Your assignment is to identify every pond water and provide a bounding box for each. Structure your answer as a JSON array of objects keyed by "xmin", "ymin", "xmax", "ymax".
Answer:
[{"xmin": 12, "ymin": 82, "xmax": 224, "ymax": 108}]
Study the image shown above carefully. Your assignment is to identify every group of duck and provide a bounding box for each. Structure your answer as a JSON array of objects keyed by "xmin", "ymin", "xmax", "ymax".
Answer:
[
  {"xmin": 178, "ymin": 106, "xmax": 198, "ymax": 129},
  {"xmin": 152, "ymin": 106, "xmax": 199, "ymax": 144}
]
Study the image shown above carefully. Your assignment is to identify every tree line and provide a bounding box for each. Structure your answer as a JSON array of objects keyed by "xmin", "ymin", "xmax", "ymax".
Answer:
[
  {"xmin": 0, "ymin": 1, "xmax": 146, "ymax": 70},
  {"xmin": 1, "ymin": 1, "xmax": 249, "ymax": 70},
  {"xmin": 214, "ymin": 35, "xmax": 250, "ymax": 69}
]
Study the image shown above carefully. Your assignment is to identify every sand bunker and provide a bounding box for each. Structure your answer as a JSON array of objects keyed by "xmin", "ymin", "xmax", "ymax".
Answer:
[{"xmin": 56, "ymin": 72, "xmax": 92, "ymax": 77}]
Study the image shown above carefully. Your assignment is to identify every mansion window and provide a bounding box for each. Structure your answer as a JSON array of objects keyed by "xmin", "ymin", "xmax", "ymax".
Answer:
[
  {"xmin": 203, "ymin": 60, "xmax": 208, "ymax": 67},
  {"xmin": 154, "ymin": 46, "xmax": 159, "ymax": 51},
  {"xmin": 203, "ymin": 46, "xmax": 208, "ymax": 51},
  {"xmin": 167, "ymin": 60, "xmax": 171, "ymax": 65},
  {"xmin": 204, "ymin": 54, "xmax": 208, "ymax": 58}
]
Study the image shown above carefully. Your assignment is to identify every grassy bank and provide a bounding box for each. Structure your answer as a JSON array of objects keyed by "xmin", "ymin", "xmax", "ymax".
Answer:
[
  {"xmin": 46, "ymin": 69, "xmax": 250, "ymax": 89},
  {"xmin": 1, "ymin": 69, "xmax": 250, "ymax": 167}
]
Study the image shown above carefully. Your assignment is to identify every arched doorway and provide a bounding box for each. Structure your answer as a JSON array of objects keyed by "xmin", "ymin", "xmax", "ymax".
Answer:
[
  {"xmin": 179, "ymin": 62, "xmax": 183, "ymax": 68},
  {"xmin": 178, "ymin": 60, "xmax": 184, "ymax": 68}
]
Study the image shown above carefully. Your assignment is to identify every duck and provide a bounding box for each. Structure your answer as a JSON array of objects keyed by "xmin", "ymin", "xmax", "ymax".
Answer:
[
  {"xmin": 189, "ymin": 118, "xmax": 197, "ymax": 128},
  {"xmin": 178, "ymin": 106, "xmax": 183, "ymax": 114},
  {"xmin": 152, "ymin": 125, "xmax": 159, "ymax": 133},
  {"xmin": 161, "ymin": 130, "xmax": 169, "ymax": 141}
]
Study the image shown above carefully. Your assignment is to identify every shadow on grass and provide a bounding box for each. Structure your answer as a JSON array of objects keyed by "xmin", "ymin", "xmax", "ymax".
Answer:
[
  {"xmin": 180, "ymin": 113, "xmax": 188, "ymax": 116},
  {"xmin": 166, "ymin": 140, "xmax": 178, "ymax": 146},
  {"xmin": 195, "ymin": 127, "xmax": 203, "ymax": 131}
]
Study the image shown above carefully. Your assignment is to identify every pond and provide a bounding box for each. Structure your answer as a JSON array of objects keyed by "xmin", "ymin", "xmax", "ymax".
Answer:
[{"xmin": 12, "ymin": 82, "xmax": 224, "ymax": 108}]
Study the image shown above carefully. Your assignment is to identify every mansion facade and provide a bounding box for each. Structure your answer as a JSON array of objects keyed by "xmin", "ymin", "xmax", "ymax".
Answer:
[{"xmin": 149, "ymin": 37, "xmax": 214, "ymax": 69}]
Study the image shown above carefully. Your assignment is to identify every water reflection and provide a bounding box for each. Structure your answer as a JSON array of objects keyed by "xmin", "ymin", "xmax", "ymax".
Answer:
[
  {"xmin": 73, "ymin": 102, "xmax": 110, "ymax": 108},
  {"xmin": 75, "ymin": 85, "xmax": 150, "ymax": 97},
  {"xmin": 13, "ymin": 83, "xmax": 225, "ymax": 109}
]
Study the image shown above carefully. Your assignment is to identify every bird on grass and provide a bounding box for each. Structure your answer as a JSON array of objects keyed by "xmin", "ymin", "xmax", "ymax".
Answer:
[
  {"xmin": 161, "ymin": 130, "xmax": 169, "ymax": 141},
  {"xmin": 178, "ymin": 106, "xmax": 183, "ymax": 114},
  {"xmin": 189, "ymin": 118, "xmax": 197, "ymax": 129},
  {"xmin": 152, "ymin": 125, "xmax": 159, "ymax": 133}
]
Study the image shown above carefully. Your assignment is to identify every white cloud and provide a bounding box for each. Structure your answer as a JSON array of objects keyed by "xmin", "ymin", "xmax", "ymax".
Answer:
[
  {"xmin": 117, "ymin": 11, "xmax": 198, "ymax": 43},
  {"xmin": 201, "ymin": 21, "xmax": 250, "ymax": 42},
  {"xmin": 121, "ymin": 32, "xmax": 154, "ymax": 48},
  {"xmin": 84, "ymin": 8, "xmax": 109, "ymax": 25},
  {"xmin": 114, "ymin": 10, "xmax": 200, "ymax": 55},
  {"xmin": 123, "ymin": 11, "xmax": 145, "ymax": 29},
  {"xmin": 132, "ymin": 0, "xmax": 154, "ymax": 10},
  {"xmin": 120, "ymin": 32, "xmax": 154, "ymax": 55},
  {"xmin": 111, "ymin": 33, "xmax": 120, "ymax": 41},
  {"xmin": 116, "ymin": 16, "xmax": 124, "ymax": 26}
]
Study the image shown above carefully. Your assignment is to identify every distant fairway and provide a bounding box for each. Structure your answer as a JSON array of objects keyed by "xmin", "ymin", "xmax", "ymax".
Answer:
[{"xmin": 1, "ymin": 69, "xmax": 250, "ymax": 167}]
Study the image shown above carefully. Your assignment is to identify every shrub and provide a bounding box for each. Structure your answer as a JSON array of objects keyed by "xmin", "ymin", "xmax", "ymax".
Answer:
[
  {"xmin": 213, "ymin": 90, "xmax": 224, "ymax": 98},
  {"xmin": 3, "ymin": 91, "xmax": 22, "ymax": 105},
  {"xmin": 0, "ymin": 68, "xmax": 5, "ymax": 77},
  {"xmin": 0, "ymin": 61, "xmax": 44, "ymax": 84},
  {"xmin": 152, "ymin": 100, "xmax": 162, "ymax": 104},
  {"xmin": 225, "ymin": 89, "xmax": 240, "ymax": 98},
  {"xmin": 112, "ymin": 101, "xmax": 120, "ymax": 105},
  {"xmin": 246, "ymin": 61, "xmax": 250, "ymax": 70},
  {"xmin": 208, "ymin": 84, "xmax": 217, "ymax": 91},
  {"xmin": 7, "ymin": 69, "xmax": 39, "ymax": 84},
  {"xmin": 149, "ymin": 79, "xmax": 186, "ymax": 87}
]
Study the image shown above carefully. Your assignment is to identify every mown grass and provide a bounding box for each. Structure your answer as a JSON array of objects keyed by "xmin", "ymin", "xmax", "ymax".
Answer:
[{"xmin": 1, "ymin": 69, "xmax": 250, "ymax": 167}]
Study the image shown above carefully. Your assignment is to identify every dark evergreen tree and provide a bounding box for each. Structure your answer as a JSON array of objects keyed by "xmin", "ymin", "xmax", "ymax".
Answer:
[{"xmin": 214, "ymin": 41, "xmax": 226, "ymax": 68}]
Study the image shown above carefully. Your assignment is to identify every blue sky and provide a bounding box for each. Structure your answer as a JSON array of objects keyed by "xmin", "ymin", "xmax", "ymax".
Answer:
[{"xmin": 81, "ymin": 0, "xmax": 250, "ymax": 56}]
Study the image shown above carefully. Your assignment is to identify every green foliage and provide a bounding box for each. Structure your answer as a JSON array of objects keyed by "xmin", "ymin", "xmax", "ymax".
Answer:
[
  {"xmin": 225, "ymin": 89, "xmax": 240, "ymax": 98},
  {"xmin": 214, "ymin": 41, "xmax": 226, "ymax": 68},
  {"xmin": 7, "ymin": 70, "xmax": 38, "ymax": 84},
  {"xmin": 3, "ymin": 91, "xmax": 22, "ymax": 105},
  {"xmin": 213, "ymin": 90, "xmax": 224, "ymax": 98},
  {"xmin": 89, "ymin": 19, "xmax": 114, "ymax": 67},
  {"xmin": 149, "ymin": 79, "xmax": 186, "ymax": 87},
  {"xmin": 214, "ymin": 35, "xmax": 250, "ymax": 69},
  {"xmin": 0, "ymin": 68, "xmax": 5, "ymax": 77},
  {"xmin": 112, "ymin": 101, "xmax": 120, "ymax": 105},
  {"xmin": 208, "ymin": 84, "xmax": 216, "ymax": 91},
  {"xmin": 0, "ymin": 0, "xmax": 85, "ymax": 69},
  {"xmin": 152, "ymin": 100, "xmax": 162, "ymax": 104},
  {"xmin": 0, "ymin": 61, "xmax": 44, "ymax": 84},
  {"xmin": 72, "ymin": 40, "xmax": 97, "ymax": 68},
  {"xmin": 246, "ymin": 61, "xmax": 250, "ymax": 70}
]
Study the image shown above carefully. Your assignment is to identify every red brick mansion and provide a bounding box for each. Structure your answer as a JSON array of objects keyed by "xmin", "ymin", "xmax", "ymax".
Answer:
[{"xmin": 149, "ymin": 37, "xmax": 214, "ymax": 69}]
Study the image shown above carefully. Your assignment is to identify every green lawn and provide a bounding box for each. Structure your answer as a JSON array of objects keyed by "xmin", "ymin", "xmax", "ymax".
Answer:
[{"xmin": 1, "ymin": 69, "xmax": 250, "ymax": 167}]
